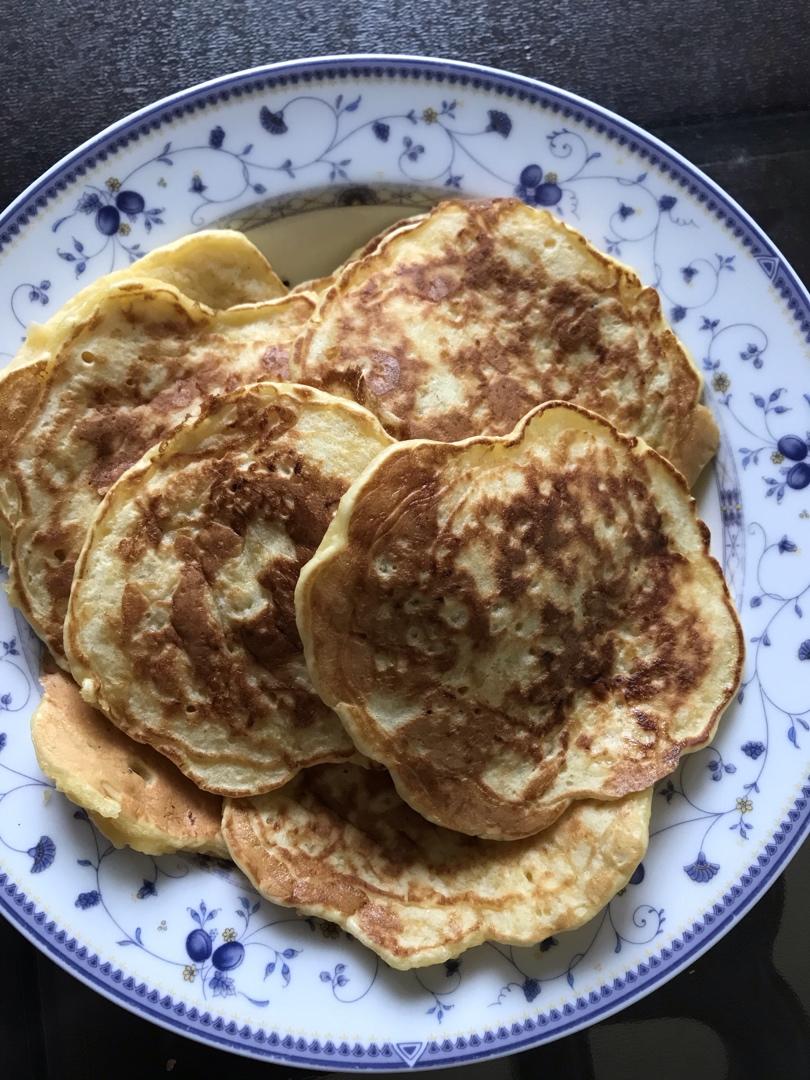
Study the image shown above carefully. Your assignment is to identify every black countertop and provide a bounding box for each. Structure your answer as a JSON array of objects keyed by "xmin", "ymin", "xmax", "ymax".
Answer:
[{"xmin": 1, "ymin": 2, "xmax": 809, "ymax": 1076}]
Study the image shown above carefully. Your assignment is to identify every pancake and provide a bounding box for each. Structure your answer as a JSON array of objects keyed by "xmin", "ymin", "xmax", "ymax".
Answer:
[
  {"xmin": 296, "ymin": 401, "xmax": 744, "ymax": 840},
  {"xmin": 32, "ymin": 670, "xmax": 226, "ymax": 857},
  {"xmin": 294, "ymin": 198, "xmax": 718, "ymax": 484},
  {"xmin": 0, "ymin": 229, "xmax": 286, "ymax": 560},
  {"xmin": 65, "ymin": 382, "xmax": 393, "ymax": 796},
  {"xmin": 7, "ymin": 282, "xmax": 315, "ymax": 663},
  {"xmin": 290, "ymin": 276, "xmax": 334, "ymax": 298},
  {"xmin": 222, "ymin": 763, "xmax": 652, "ymax": 969}
]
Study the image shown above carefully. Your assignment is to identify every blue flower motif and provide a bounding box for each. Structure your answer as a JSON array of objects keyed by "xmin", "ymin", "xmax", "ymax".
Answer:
[
  {"xmin": 683, "ymin": 852, "xmax": 720, "ymax": 883},
  {"xmin": 443, "ymin": 959, "xmax": 461, "ymax": 975},
  {"xmin": 137, "ymin": 879, "xmax": 157, "ymax": 899},
  {"xmin": 719, "ymin": 487, "xmax": 742, "ymax": 527},
  {"xmin": 27, "ymin": 282, "xmax": 50, "ymax": 305},
  {"xmin": 210, "ymin": 970, "xmax": 236, "ymax": 998},
  {"xmin": 402, "ymin": 135, "xmax": 424, "ymax": 162},
  {"xmin": 75, "ymin": 890, "xmax": 100, "ymax": 909},
  {"xmin": 28, "ymin": 836, "xmax": 55, "ymax": 873},
  {"xmin": 741, "ymin": 741, "xmax": 765, "ymax": 760},
  {"xmin": 259, "ymin": 106, "xmax": 288, "ymax": 135},
  {"xmin": 189, "ymin": 175, "xmax": 207, "ymax": 195},
  {"xmin": 799, "ymin": 640, "xmax": 810, "ymax": 661},
  {"xmin": 659, "ymin": 195, "xmax": 677, "ymax": 211},
  {"xmin": 618, "ymin": 203, "xmax": 635, "ymax": 220},
  {"xmin": 659, "ymin": 779, "xmax": 678, "ymax": 803},
  {"xmin": 707, "ymin": 758, "xmax": 735, "ymax": 781},
  {"xmin": 539, "ymin": 936, "xmax": 558, "ymax": 952},
  {"xmin": 486, "ymin": 110, "xmax": 512, "ymax": 138},
  {"xmin": 208, "ymin": 125, "xmax": 225, "ymax": 149},
  {"xmin": 2, "ymin": 638, "xmax": 18, "ymax": 656},
  {"xmin": 76, "ymin": 191, "xmax": 103, "ymax": 214},
  {"xmin": 372, "ymin": 121, "xmax": 390, "ymax": 142},
  {"xmin": 522, "ymin": 977, "xmax": 541, "ymax": 1002},
  {"xmin": 515, "ymin": 164, "xmax": 562, "ymax": 208},
  {"xmin": 681, "ymin": 265, "xmax": 698, "ymax": 283},
  {"xmin": 0, "ymin": 732, "xmax": 6, "ymax": 752},
  {"xmin": 0, "ymin": 692, "xmax": 12, "ymax": 709},
  {"xmin": 778, "ymin": 536, "xmax": 798, "ymax": 553},
  {"xmin": 629, "ymin": 862, "xmax": 646, "ymax": 885},
  {"xmin": 671, "ymin": 305, "xmax": 687, "ymax": 323}
]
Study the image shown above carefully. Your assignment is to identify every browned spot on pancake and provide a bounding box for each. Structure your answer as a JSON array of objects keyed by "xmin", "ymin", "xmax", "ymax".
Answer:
[
  {"xmin": 117, "ymin": 534, "xmax": 146, "ymax": 563},
  {"xmin": 363, "ymin": 352, "xmax": 401, "ymax": 396},
  {"xmin": 170, "ymin": 563, "xmax": 221, "ymax": 670},
  {"xmin": 44, "ymin": 557, "xmax": 76, "ymax": 601},
  {"xmin": 121, "ymin": 582, "xmax": 149, "ymax": 634},
  {"xmin": 356, "ymin": 902, "xmax": 404, "ymax": 946},
  {"xmin": 260, "ymin": 345, "xmax": 290, "ymax": 378}
]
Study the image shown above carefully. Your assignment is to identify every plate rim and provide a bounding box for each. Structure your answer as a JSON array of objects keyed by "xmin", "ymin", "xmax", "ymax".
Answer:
[{"xmin": 1, "ymin": 52, "xmax": 809, "ymax": 1071}]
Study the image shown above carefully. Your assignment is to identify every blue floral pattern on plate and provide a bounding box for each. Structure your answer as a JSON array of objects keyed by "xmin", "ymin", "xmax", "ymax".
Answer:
[{"xmin": 0, "ymin": 57, "xmax": 809, "ymax": 1070}]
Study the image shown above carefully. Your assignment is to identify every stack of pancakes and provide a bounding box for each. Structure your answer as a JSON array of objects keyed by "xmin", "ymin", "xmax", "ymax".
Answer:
[{"xmin": 3, "ymin": 202, "xmax": 743, "ymax": 970}]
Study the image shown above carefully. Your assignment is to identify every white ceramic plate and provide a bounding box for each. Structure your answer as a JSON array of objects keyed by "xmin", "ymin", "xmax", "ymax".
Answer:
[{"xmin": 1, "ymin": 56, "xmax": 808, "ymax": 1071}]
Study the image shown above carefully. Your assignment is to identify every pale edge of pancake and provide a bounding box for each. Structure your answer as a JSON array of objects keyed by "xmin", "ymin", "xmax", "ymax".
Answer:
[
  {"xmin": 221, "ymin": 779, "xmax": 653, "ymax": 970},
  {"xmin": 296, "ymin": 399, "xmax": 745, "ymax": 833},
  {"xmin": 31, "ymin": 669, "xmax": 227, "ymax": 858}
]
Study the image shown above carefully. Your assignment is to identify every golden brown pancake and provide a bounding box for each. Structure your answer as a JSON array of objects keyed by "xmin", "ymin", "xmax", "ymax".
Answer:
[
  {"xmin": 65, "ymin": 383, "xmax": 393, "ymax": 796},
  {"xmin": 0, "ymin": 229, "xmax": 286, "ymax": 560},
  {"xmin": 32, "ymin": 670, "xmax": 226, "ymax": 857},
  {"xmin": 222, "ymin": 763, "xmax": 652, "ymax": 969},
  {"xmin": 294, "ymin": 198, "xmax": 717, "ymax": 484},
  {"xmin": 7, "ymin": 282, "xmax": 315, "ymax": 663},
  {"xmin": 297, "ymin": 402, "xmax": 743, "ymax": 840}
]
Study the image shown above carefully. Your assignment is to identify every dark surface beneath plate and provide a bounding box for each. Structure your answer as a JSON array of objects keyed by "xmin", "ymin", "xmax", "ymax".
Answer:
[{"xmin": 1, "ymin": 1, "xmax": 809, "ymax": 1077}]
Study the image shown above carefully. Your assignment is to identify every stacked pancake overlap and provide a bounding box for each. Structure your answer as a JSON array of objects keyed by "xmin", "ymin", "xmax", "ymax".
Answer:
[
  {"xmin": 65, "ymin": 382, "xmax": 392, "ymax": 795},
  {"xmin": 33, "ymin": 670, "xmax": 226, "ymax": 857},
  {"xmin": 6, "ymin": 281, "xmax": 314, "ymax": 662},
  {"xmin": 0, "ymin": 228, "xmax": 286, "ymax": 560},
  {"xmin": 223, "ymin": 763, "xmax": 652, "ymax": 969}
]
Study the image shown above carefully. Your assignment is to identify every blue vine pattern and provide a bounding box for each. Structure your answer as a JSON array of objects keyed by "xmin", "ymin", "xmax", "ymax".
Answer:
[
  {"xmin": 698, "ymin": 315, "xmax": 810, "ymax": 498},
  {"xmin": 488, "ymin": 868, "xmax": 663, "ymax": 1006},
  {"xmin": 653, "ymin": 519, "xmax": 810, "ymax": 884},
  {"xmin": 0, "ymin": 635, "xmax": 53, "ymax": 875},
  {"xmin": 318, "ymin": 948, "xmax": 464, "ymax": 1022},
  {"xmin": 10, "ymin": 101, "xmax": 735, "ymax": 335},
  {"xmin": 1, "ymin": 84, "xmax": 808, "ymax": 1034},
  {"xmin": 70, "ymin": 808, "xmax": 309, "ymax": 1006}
]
